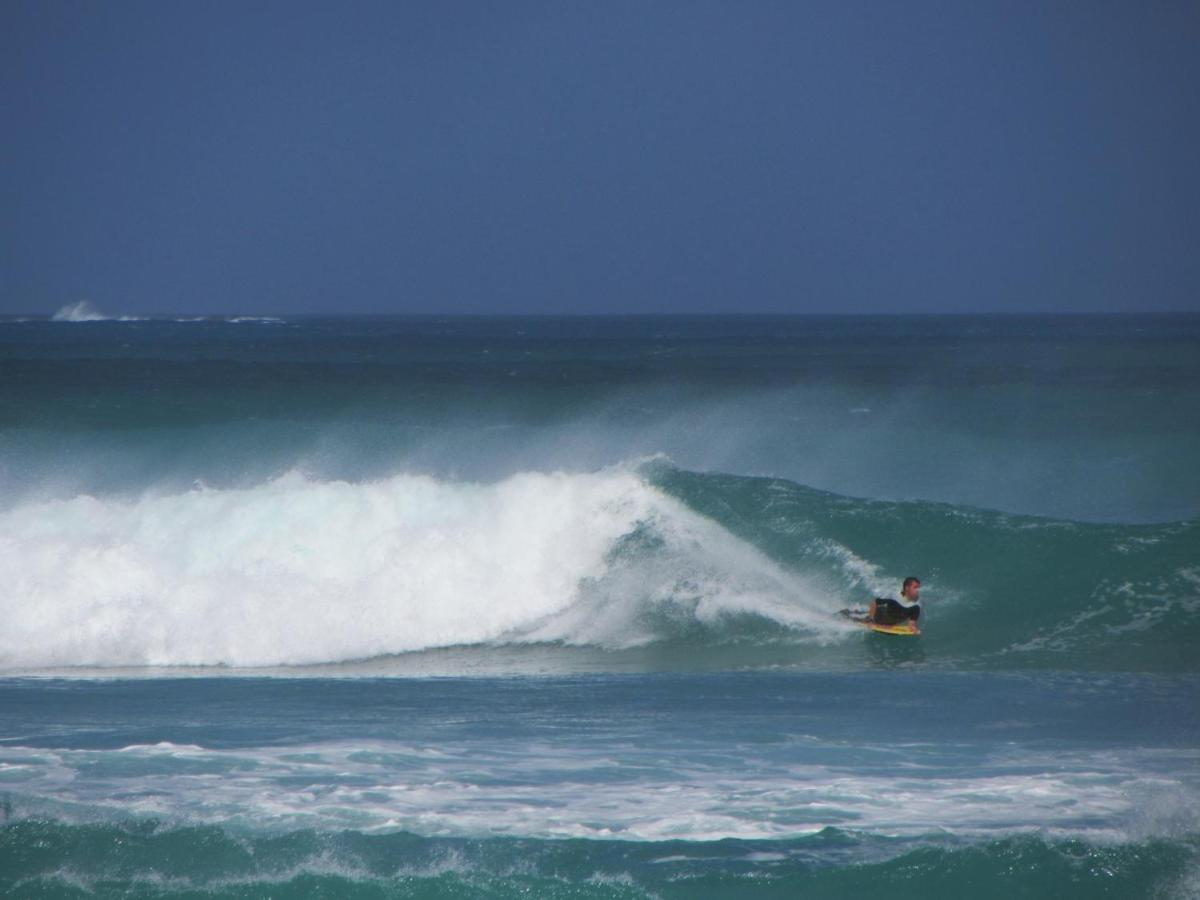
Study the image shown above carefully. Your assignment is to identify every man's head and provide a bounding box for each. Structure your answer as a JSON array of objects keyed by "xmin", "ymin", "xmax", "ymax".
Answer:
[{"xmin": 901, "ymin": 576, "xmax": 921, "ymax": 601}]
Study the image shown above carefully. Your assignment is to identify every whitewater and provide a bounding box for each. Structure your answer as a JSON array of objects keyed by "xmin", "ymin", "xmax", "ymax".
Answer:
[
  {"xmin": 0, "ymin": 466, "xmax": 841, "ymax": 669},
  {"xmin": 0, "ymin": 313, "xmax": 1197, "ymax": 898}
]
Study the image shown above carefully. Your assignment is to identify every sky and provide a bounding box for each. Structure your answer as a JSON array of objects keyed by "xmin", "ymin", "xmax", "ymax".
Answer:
[{"xmin": 2, "ymin": 0, "xmax": 1198, "ymax": 316}]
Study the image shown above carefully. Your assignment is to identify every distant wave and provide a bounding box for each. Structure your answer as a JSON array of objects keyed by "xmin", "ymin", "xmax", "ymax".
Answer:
[
  {"xmin": 51, "ymin": 300, "xmax": 144, "ymax": 322},
  {"xmin": 47, "ymin": 303, "xmax": 285, "ymax": 323}
]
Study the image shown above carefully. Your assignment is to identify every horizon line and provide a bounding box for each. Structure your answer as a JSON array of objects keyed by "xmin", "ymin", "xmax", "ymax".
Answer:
[{"xmin": 4, "ymin": 309, "xmax": 1199, "ymax": 320}]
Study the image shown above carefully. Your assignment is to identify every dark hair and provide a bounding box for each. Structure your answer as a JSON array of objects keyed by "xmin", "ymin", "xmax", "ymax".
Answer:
[{"xmin": 902, "ymin": 576, "xmax": 921, "ymax": 591}]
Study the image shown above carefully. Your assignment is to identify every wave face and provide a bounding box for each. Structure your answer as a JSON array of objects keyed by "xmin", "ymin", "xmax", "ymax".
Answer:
[
  {"xmin": 0, "ymin": 461, "xmax": 1194, "ymax": 672},
  {"xmin": 650, "ymin": 465, "xmax": 1200, "ymax": 673}
]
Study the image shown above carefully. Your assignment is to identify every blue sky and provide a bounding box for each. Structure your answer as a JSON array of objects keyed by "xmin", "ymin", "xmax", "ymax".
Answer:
[{"xmin": 2, "ymin": 1, "xmax": 1198, "ymax": 315}]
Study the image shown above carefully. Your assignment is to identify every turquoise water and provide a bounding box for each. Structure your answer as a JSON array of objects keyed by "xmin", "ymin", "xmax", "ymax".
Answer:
[{"xmin": 1, "ymin": 314, "xmax": 1197, "ymax": 897}]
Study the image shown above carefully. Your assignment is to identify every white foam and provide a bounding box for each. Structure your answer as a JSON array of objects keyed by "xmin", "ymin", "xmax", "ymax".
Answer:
[
  {"xmin": 0, "ymin": 468, "xmax": 837, "ymax": 669},
  {"xmin": 1, "ymin": 739, "xmax": 1192, "ymax": 843},
  {"xmin": 50, "ymin": 301, "xmax": 144, "ymax": 322},
  {"xmin": 51, "ymin": 300, "xmax": 107, "ymax": 322}
]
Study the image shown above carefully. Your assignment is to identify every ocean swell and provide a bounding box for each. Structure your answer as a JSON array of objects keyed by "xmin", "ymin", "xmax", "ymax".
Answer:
[{"xmin": 2, "ymin": 462, "xmax": 1195, "ymax": 672}]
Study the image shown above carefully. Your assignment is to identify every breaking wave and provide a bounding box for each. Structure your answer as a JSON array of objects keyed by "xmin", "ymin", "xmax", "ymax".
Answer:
[
  {"xmin": 50, "ymin": 301, "xmax": 144, "ymax": 322},
  {"xmin": 0, "ymin": 466, "xmax": 832, "ymax": 669},
  {"xmin": 0, "ymin": 462, "xmax": 1194, "ymax": 672},
  {"xmin": 45, "ymin": 303, "xmax": 284, "ymax": 324}
]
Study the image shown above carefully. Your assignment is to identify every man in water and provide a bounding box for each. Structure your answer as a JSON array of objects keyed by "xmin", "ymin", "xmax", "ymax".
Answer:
[
  {"xmin": 839, "ymin": 576, "xmax": 922, "ymax": 630},
  {"xmin": 867, "ymin": 576, "xmax": 922, "ymax": 627}
]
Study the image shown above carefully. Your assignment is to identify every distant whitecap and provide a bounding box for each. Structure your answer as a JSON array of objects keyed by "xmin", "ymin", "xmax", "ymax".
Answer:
[{"xmin": 51, "ymin": 300, "xmax": 108, "ymax": 322}]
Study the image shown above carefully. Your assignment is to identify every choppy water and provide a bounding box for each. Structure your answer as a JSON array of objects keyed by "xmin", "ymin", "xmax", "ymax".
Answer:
[{"xmin": 1, "ymin": 313, "xmax": 1197, "ymax": 897}]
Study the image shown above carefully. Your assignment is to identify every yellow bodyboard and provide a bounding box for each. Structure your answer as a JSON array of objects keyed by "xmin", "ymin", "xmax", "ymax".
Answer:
[{"xmin": 845, "ymin": 616, "xmax": 920, "ymax": 636}]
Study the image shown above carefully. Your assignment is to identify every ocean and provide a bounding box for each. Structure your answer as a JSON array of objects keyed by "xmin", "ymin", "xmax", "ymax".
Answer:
[{"xmin": 1, "ymin": 313, "xmax": 1197, "ymax": 898}]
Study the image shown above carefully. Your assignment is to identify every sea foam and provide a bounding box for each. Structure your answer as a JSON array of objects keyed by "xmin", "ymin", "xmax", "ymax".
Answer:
[
  {"xmin": 50, "ymin": 300, "xmax": 144, "ymax": 322},
  {"xmin": 0, "ymin": 468, "xmax": 832, "ymax": 669}
]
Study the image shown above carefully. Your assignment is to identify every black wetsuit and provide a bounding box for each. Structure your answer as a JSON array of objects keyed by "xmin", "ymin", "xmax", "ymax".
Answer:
[{"xmin": 871, "ymin": 598, "xmax": 920, "ymax": 626}]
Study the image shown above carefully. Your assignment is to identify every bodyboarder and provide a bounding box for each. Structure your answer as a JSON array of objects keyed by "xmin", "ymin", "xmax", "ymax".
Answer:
[{"xmin": 839, "ymin": 576, "xmax": 922, "ymax": 632}]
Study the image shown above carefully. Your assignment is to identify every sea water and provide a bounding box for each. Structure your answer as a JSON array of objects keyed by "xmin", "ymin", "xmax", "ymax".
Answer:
[{"xmin": 1, "ymin": 313, "xmax": 1197, "ymax": 897}]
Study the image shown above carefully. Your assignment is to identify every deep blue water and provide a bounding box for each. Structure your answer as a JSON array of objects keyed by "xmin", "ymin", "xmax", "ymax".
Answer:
[{"xmin": 1, "ymin": 314, "xmax": 1197, "ymax": 897}]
